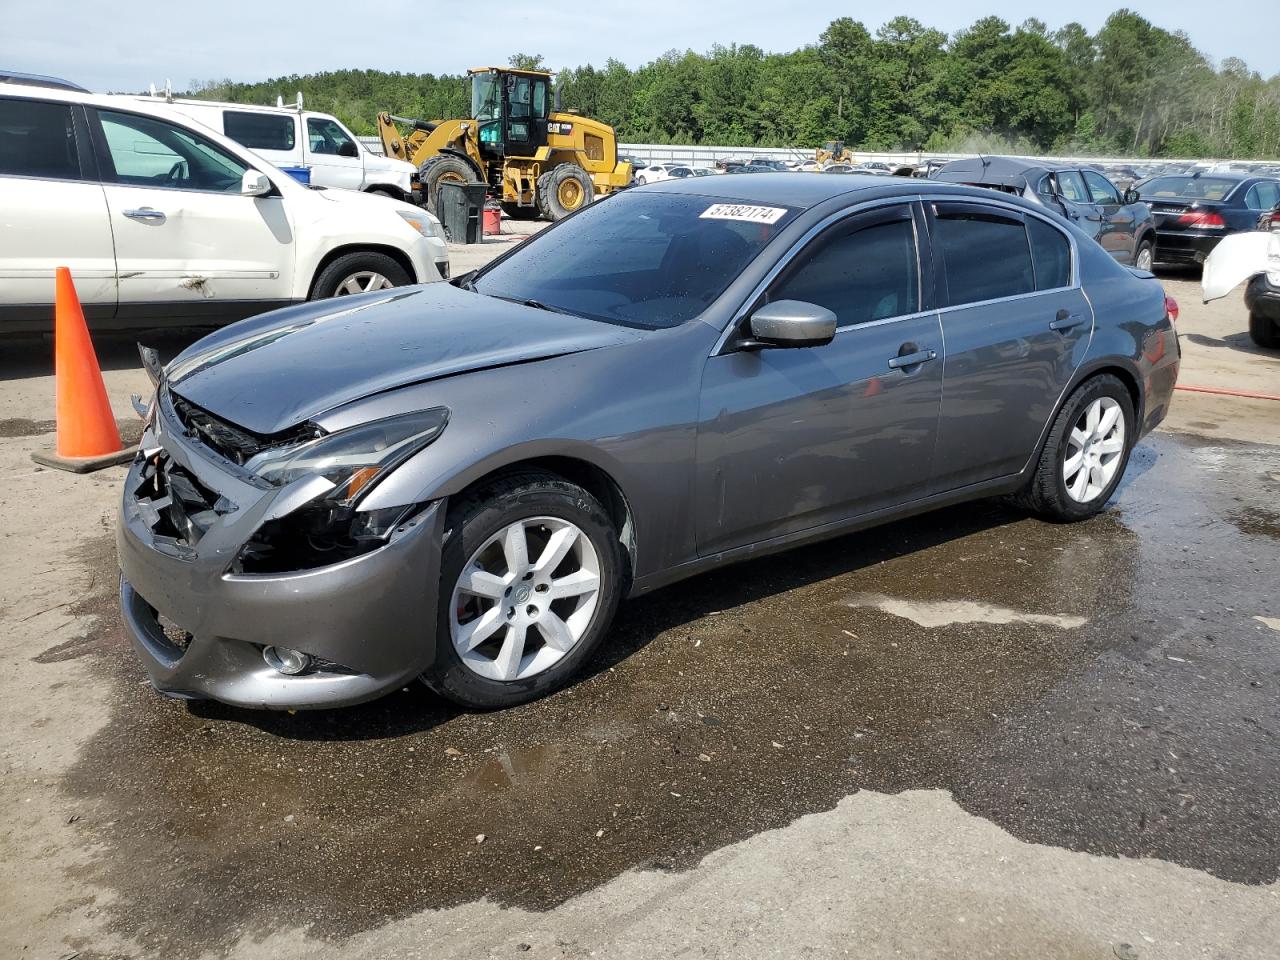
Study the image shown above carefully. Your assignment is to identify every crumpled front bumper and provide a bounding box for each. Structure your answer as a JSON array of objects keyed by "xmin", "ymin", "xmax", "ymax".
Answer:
[{"xmin": 116, "ymin": 396, "xmax": 446, "ymax": 710}]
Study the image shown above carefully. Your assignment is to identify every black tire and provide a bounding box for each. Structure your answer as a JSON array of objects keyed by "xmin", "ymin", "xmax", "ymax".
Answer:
[
  {"xmin": 1018, "ymin": 373, "xmax": 1135, "ymax": 522},
  {"xmin": 1133, "ymin": 237, "xmax": 1155, "ymax": 272},
  {"xmin": 500, "ymin": 201, "xmax": 539, "ymax": 220},
  {"xmin": 309, "ymin": 251, "xmax": 411, "ymax": 300},
  {"xmin": 418, "ymin": 154, "xmax": 480, "ymax": 216},
  {"xmin": 537, "ymin": 164, "xmax": 594, "ymax": 221},
  {"xmin": 1249, "ymin": 312, "xmax": 1280, "ymax": 349},
  {"xmin": 423, "ymin": 471, "xmax": 624, "ymax": 709}
]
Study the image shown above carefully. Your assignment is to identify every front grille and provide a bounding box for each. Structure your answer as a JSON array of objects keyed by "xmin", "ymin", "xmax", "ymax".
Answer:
[{"xmin": 133, "ymin": 450, "xmax": 232, "ymax": 547}]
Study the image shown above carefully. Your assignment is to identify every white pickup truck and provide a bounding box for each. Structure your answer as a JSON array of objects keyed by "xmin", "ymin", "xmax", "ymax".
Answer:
[{"xmin": 150, "ymin": 95, "xmax": 420, "ymax": 204}]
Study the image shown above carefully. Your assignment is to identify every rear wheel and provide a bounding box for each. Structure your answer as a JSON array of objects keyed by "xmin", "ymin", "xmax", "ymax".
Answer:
[
  {"xmin": 1249, "ymin": 311, "xmax": 1280, "ymax": 349},
  {"xmin": 423, "ymin": 472, "xmax": 624, "ymax": 709},
  {"xmin": 418, "ymin": 154, "xmax": 479, "ymax": 216},
  {"xmin": 1134, "ymin": 238, "xmax": 1154, "ymax": 272},
  {"xmin": 310, "ymin": 251, "xmax": 411, "ymax": 300},
  {"xmin": 537, "ymin": 164, "xmax": 594, "ymax": 221},
  {"xmin": 1018, "ymin": 374, "xmax": 1135, "ymax": 522}
]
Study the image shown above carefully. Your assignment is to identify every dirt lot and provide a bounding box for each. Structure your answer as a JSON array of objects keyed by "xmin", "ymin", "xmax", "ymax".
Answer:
[{"xmin": 1, "ymin": 249, "xmax": 1278, "ymax": 960}]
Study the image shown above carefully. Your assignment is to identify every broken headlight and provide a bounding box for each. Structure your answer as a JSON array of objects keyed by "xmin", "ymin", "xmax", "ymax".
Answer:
[
  {"xmin": 234, "ymin": 408, "xmax": 448, "ymax": 573},
  {"xmin": 244, "ymin": 407, "xmax": 449, "ymax": 503}
]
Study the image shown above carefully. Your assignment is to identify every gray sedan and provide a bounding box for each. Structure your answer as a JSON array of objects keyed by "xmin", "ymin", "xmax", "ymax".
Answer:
[{"xmin": 118, "ymin": 175, "xmax": 1181, "ymax": 711}]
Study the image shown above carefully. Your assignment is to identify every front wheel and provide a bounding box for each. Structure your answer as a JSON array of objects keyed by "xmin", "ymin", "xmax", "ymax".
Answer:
[
  {"xmin": 1018, "ymin": 374, "xmax": 1135, "ymax": 522},
  {"xmin": 423, "ymin": 472, "xmax": 624, "ymax": 709},
  {"xmin": 537, "ymin": 164, "xmax": 594, "ymax": 221},
  {"xmin": 310, "ymin": 251, "xmax": 411, "ymax": 300}
]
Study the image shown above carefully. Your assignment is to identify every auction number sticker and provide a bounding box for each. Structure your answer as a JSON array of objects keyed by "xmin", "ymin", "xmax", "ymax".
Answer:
[{"xmin": 700, "ymin": 203, "xmax": 787, "ymax": 224}]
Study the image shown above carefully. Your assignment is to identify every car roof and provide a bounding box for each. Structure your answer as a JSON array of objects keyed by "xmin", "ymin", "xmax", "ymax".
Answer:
[
  {"xmin": 640, "ymin": 171, "xmax": 992, "ymax": 209},
  {"xmin": 1143, "ymin": 170, "xmax": 1252, "ymax": 182},
  {"xmin": 932, "ymin": 155, "xmax": 1056, "ymax": 187},
  {"xmin": 0, "ymin": 71, "xmax": 88, "ymax": 92}
]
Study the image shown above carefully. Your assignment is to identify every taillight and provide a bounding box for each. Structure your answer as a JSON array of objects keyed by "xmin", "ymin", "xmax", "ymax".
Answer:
[
  {"xmin": 1165, "ymin": 294, "xmax": 1179, "ymax": 324},
  {"xmin": 1175, "ymin": 210, "xmax": 1226, "ymax": 229}
]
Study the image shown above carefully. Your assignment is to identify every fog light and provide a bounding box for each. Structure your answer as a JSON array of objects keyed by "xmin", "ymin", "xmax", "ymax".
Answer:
[{"xmin": 263, "ymin": 645, "xmax": 312, "ymax": 676}]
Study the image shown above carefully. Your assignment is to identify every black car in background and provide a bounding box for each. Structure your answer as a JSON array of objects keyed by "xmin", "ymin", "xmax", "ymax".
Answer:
[
  {"xmin": 1134, "ymin": 172, "xmax": 1280, "ymax": 266},
  {"xmin": 932, "ymin": 157, "xmax": 1157, "ymax": 270}
]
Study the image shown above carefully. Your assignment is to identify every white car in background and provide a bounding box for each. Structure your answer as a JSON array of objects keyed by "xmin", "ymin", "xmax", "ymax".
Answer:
[
  {"xmin": 0, "ymin": 79, "xmax": 448, "ymax": 333},
  {"xmin": 635, "ymin": 163, "xmax": 692, "ymax": 184},
  {"xmin": 143, "ymin": 95, "xmax": 419, "ymax": 203}
]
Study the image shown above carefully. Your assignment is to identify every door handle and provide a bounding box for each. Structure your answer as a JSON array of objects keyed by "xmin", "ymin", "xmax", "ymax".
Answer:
[
  {"xmin": 1050, "ymin": 309, "xmax": 1086, "ymax": 332},
  {"xmin": 123, "ymin": 208, "xmax": 166, "ymax": 222},
  {"xmin": 887, "ymin": 349, "xmax": 937, "ymax": 370}
]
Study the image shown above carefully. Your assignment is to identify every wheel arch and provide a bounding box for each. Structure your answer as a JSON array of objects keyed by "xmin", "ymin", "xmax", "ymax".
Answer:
[
  {"xmin": 445, "ymin": 454, "xmax": 637, "ymax": 590},
  {"xmin": 1018, "ymin": 358, "xmax": 1144, "ymax": 482},
  {"xmin": 307, "ymin": 243, "xmax": 421, "ymax": 298},
  {"xmin": 363, "ymin": 184, "xmax": 410, "ymax": 202}
]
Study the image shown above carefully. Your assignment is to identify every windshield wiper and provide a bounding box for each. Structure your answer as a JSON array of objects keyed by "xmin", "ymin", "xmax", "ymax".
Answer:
[{"xmin": 490, "ymin": 294, "xmax": 582, "ymax": 317}]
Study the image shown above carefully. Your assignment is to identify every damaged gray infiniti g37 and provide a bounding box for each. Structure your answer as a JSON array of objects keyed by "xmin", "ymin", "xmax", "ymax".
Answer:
[{"xmin": 118, "ymin": 174, "xmax": 1180, "ymax": 711}]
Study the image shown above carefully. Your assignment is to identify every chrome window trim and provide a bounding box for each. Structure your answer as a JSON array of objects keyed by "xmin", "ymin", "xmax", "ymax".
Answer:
[
  {"xmin": 712, "ymin": 194, "xmax": 925, "ymax": 356},
  {"xmin": 711, "ymin": 191, "xmax": 1082, "ymax": 356}
]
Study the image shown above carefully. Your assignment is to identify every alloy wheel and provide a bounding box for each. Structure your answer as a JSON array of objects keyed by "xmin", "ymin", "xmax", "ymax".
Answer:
[
  {"xmin": 1063, "ymin": 396, "xmax": 1125, "ymax": 503},
  {"xmin": 449, "ymin": 516, "xmax": 602, "ymax": 682},
  {"xmin": 335, "ymin": 271, "xmax": 393, "ymax": 295},
  {"xmin": 1136, "ymin": 245, "xmax": 1154, "ymax": 271}
]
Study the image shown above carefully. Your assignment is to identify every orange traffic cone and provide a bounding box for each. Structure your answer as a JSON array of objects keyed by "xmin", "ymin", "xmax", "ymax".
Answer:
[{"xmin": 31, "ymin": 268, "xmax": 137, "ymax": 473}]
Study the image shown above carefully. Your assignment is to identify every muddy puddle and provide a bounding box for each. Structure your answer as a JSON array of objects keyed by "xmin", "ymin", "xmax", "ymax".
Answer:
[{"xmin": 52, "ymin": 433, "xmax": 1280, "ymax": 955}]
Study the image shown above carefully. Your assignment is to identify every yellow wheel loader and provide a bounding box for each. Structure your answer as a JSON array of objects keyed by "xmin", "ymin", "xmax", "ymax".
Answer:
[
  {"xmin": 377, "ymin": 67, "xmax": 632, "ymax": 222},
  {"xmin": 815, "ymin": 140, "xmax": 854, "ymax": 167}
]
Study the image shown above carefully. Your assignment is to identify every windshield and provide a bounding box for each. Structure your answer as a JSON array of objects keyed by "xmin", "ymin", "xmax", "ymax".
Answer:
[
  {"xmin": 1138, "ymin": 176, "xmax": 1238, "ymax": 202},
  {"xmin": 471, "ymin": 73, "xmax": 501, "ymax": 122},
  {"xmin": 472, "ymin": 191, "xmax": 798, "ymax": 329}
]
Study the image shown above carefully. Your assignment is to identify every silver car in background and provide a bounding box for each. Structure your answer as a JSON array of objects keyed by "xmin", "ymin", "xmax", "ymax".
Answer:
[{"xmin": 118, "ymin": 175, "xmax": 1180, "ymax": 712}]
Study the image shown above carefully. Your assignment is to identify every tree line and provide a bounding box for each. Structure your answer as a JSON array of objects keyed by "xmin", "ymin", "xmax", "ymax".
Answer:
[{"xmin": 188, "ymin": 10, "xmax": 1280, "ymax": 159}]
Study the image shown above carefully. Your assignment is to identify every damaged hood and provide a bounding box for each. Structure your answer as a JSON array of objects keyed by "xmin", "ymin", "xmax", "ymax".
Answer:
[
  {"xmin": 1202, "ymin": 231, "xmax": 1280, "ymax": 303},
  {"xmin": 166, "ymin": 283, "xmax": 640, "ymax": 435}
]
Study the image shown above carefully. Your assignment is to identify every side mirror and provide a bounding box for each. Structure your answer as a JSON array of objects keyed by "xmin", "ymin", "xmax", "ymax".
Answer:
[
  {"xmin": 241, "ymin": 170, "xmax": 272, "ymax": 197},
  {"xmin": 338, "ymin": 141, "xmax": 359, "ymax": 158},
  {"xmin": 1123, "ymin": 188, "xmax": 1141, "ymax": 205},
  {"xmin": 741, "ymin": 300, "xmax": 837, "ymax": 350}
]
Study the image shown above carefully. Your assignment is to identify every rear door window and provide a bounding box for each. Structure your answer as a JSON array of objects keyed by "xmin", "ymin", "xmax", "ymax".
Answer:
[
  {"xmin": 223, "ymin": 111, "xmax": 296, "ymax": 151},
  {"xmin": 0, "ymin": 97, "xmax": 81, "ymax": 180},
  {"xmin": 1245, "ymin": 181, "xmax": 1280, "ymax": 211},
  {"xmin": 767, "ymin": 207, "xmax": 919, "ymax": 326},
  {"xmin": 933, "ymin": 204, "xmax": 1034, "ymax": 305}
]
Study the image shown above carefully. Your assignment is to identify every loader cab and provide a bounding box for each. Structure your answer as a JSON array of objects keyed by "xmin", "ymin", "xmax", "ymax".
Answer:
[{"xmin": 470, "ymin": 68, "xmax": 550, "ymax": 159}]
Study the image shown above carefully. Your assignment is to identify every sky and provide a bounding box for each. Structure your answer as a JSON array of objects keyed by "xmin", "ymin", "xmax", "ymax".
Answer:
[{"xmin": 5, "ymin": 0, "xmax": 1276, "ymax": 94}]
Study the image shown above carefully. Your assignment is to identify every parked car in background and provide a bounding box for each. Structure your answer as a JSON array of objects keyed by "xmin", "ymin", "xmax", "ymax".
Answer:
[
  {"xmin": 823, "ymin": 164, "xmax": 856, "ymax": 174},
  {"xmin": 0, "ymin": 81, "xmax": 447, "ymax": 333},
  {"xmin": 795, "ymin": 160, "xmax": 823, "ymax": 172},
  {"xmin": 931, "ymin": 156, "xmax": 1157, "ymax": 269},
  {"xmin": 747, "ymin": 158, "xmax": 790, "ymax": 172},
  {"xmin": 635, "ymin": 164, "xmax": 683, "ymax": 184},
  {"xmin": 151, "ymin": 95, "xmax": 420, "ymax": 203},
  {"xmin": 691, "ymin": 167, "xmax": 715, "ymax": 176},
  {"xmin": 118, "ymin": 173, "xmax": 1178, "ymax": 712},
  {"xmin": 1133, "ymin": 171, "xmax": 1280, "ymax": 267},
  {"xmin": 1202, "ymin": 213, "xmax": 1280, "ymax": 348}
]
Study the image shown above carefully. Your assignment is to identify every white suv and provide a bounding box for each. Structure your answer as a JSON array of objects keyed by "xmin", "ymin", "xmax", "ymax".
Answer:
[
  {"xmin": 0, "ymin": 82, "xmax": 448, "ymax": 333},
  {"xmin": 150, "ymin": 96, "xmax": 419, "ymax": 202}
]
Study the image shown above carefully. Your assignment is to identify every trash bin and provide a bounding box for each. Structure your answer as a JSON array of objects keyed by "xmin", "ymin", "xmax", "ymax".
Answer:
[
  {"xmin": 436, "ymin": 181, "xmax": 487, "ymax": 244},
  {"xmin": 280, "ymin": 166, "xmax": 311, "ymax": 185}
]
